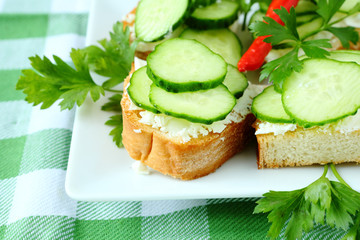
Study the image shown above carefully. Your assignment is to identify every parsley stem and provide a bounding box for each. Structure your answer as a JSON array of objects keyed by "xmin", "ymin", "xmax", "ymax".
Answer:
[
  {"xmin": 322, "ymin": 164, "xmax": 329, "ymax": 178},
  {"xmin": 329, "ymin": 163, "xmax": 351, "ymax": 189},
  {"xmin": 104, "ymin": 89, "xmax": 123, "ymax": 93}
]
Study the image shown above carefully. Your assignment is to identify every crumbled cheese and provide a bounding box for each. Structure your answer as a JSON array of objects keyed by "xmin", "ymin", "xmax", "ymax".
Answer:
[
  {"xmin": 255, "ymin": 110, "xmax": 360, "ymax": 135},
  {"xmin": 256, "ymin": 122, "xmax": 297, "ymax": 136},
  {"xmin": 132, "ymin": 161, "xmax": 150, "ymax": 175}
]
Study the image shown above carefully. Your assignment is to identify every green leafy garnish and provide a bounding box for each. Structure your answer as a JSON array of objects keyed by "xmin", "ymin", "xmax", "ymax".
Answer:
[
  {"xmin": 17, "ymin": 49, "xmax": 105, "ymax": 110},
  {"xmin": 105, "ymin": 114, "xmax": 124, "ymax": 148},
  {"xmin": 250, "ymin": 0, "xmax": 359, "ymax": 91},
  {"xmin": 17, "ymin": 22, "xmax": 136, "ymax": 147},
  {"xmin": 84, "ymin": 22, "xmax": 137, "ymax": 89},
  {"xmin": 101, "ymin": 93, "xmax": 123, "ymax": 112},
  {"xmin": 255, "ymin": 164, "xmax": 360, "ymax": 240},
  {"xmin": 101, "ymin": 93, "xmax": 124, "ymax": 147}
]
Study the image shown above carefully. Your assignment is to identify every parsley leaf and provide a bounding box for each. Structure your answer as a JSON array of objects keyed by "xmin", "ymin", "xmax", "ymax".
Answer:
[
  {"xmin": 102, "ymin": 94, "xmax": 124, "ymax": 148},
  {"xmin": 101, "ymin": 93, "xmax": 123, "ymax": 112},
  {"xmin": 17, "ymin": 49, "xmax": 105, "ymax": 110},
  {"xmin": 250, "ymin": 0, "xmax": 359, "ymax": 91},
  {"xmin": 251, "ymin": 7, "xmax": 299, "ymax": 44},
  {"xmin": 301, "ymin": 39, "xmax": 331, "ymax": 58},
  {"xmin": 342, "ymin": 214, "xmax": 360, "ymax": 240},
  {"xmin": 105, "ymin": 114, "xmax": 124, "ymax": 148},
  {"xmin": 260, "ymin": 47, "xmax": 302, "ymax": 91},
  {"xmin": 326, "ymin": 27, "xmax": 360, "ymax": 49},
  {"xmin": 316, "ymin": 0, "xmax": 345, "ymax": 25},
  {"xmin": 84, "ymin": 22, "xmax": 137, "ymax": 89},
  {"xmin": 254, "ymin": 165, "xmax": 360, "ymax": 240}
]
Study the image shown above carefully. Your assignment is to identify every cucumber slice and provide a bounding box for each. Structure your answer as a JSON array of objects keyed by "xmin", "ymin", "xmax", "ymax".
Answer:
[
  {"xmin": 223, "ymin": 64, "xmax": 248, "ymax": 98},
  {"xmin": 135, "ymin": 0, "xmax": 190, "ymax": 42},
  {"xmin": 191, "ymin": 0, "xmax": 216, "ymax": 8},
  {"xmin": 328, "ymin": 50, "xmax": 360, "ymax": 65},
  {"xmin": 186, "ymin": 0, "xmax": 240, "ymax": 29},
  {"xmin": 252, "ymin": 85, "xmax": 293, "ymax": 123},
  {"xmin": 296, "ymin": 14, "xmax": 318, "ymax": 26},
  {"xmin": 282, "ymin": 58, "xmax": 360, "ymax": 127},
  {"xmin": 149, "ymin": 83, "xmax": 236, "ymax": 124},
  {"xmin": 147, "ymin": 38, "xmax": 227, "ymax": 92},
  {"xmin": 259, "ymin": 2, "xmax": 269, "ymax": 13},
  {"xmin": 298, "ymin": 17, "xmax": 323, "ymax": 40},
  {"xmin": 127, "ymin": 66, "xmax": 159, "ymax": 113},
  {"xmin": 295, "ymin": 1, "xmax": 318, "ymax": 15},
  {"xmin": 340, "ymin": 0, "xmax": 360, "ymax": 12},
  {"xmin": 180, "ymin": 28, "xmax": 242, "ymax": 66}
]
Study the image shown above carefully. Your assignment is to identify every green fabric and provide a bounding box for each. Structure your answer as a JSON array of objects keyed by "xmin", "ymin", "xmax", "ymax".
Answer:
[{"xmin": 0, "ymin": 0, "xmax": 350, "ymax": 239}]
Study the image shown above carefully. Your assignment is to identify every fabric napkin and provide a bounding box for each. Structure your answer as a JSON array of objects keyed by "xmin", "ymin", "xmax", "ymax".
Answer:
[{"xmin": 0, "ymin": 0, "xmax": 349, "ymax": 239}]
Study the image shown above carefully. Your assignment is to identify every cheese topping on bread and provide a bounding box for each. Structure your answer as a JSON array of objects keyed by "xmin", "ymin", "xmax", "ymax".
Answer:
[
  {"xmin": 128, "ymin": 57, "xmax": 264, "ymax": 143},
  {"xmin": 255, "ymin": 110, "xmax": 360, "ymax": 136}
]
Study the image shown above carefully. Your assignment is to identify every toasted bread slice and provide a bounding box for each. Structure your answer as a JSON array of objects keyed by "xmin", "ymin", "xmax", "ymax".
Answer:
[
  {"xmin": 253, "ymin": 120, "xmax": 360, "ymax": 169},
  {"xmin": 121, "ymin": 67, "xmax": 257, "ymax": 180}
]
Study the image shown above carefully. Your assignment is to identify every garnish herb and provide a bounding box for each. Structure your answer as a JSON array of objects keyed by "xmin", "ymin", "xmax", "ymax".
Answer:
[
  {"xmin": 16, "ymin": 22, "xmax": 137, "ymax": 147},
  {"xmin": 101, "ymin": 94, "xmax": 124, "ymax": 147},
  {"xmin": 250, "ymin": 0, "xmax": 360, "ymax": 92},
  {"xmin": 255, "ymin": 164, "xmax": 360, "ymax": 240}
]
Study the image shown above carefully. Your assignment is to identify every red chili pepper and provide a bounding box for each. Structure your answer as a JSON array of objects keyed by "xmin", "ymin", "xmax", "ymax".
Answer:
[{"xmin": 238, "ymin": 0, "xmax": 299, "ymax": 72}]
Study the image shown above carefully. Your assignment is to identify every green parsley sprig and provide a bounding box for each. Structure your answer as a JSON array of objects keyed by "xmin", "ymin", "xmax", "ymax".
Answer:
[
  {"xmin": 16, "ymin": 21, "xmax": 137, "ymax": 147},
  {"xmin": 250, "ymin": 0, "xmax": 359, "ymax": 92},
  {"xmin": 255, "ymin": 164, "xmax": 360, "ymax": 240},
  {"xmin": 101, "ymin": 94, "xmax": 124, "ymax": 147}
]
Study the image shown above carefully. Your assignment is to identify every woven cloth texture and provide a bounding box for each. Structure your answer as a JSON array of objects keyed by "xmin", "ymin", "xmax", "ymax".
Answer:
[{"xmin": 0, "ymin": 0, "xmax": 348, "ymax": 239}]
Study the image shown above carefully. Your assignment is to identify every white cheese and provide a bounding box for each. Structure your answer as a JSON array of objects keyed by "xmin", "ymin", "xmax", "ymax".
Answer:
[
  {"xmin": 255, "ymin": 110, "xmax": 360, "ymax": 135},
  {"xmin": 132, "ymin": 161, "xmax": 150, "ymax": 175}
]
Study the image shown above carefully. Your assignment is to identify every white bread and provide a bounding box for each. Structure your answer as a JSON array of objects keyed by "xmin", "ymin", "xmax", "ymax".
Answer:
[
  {"xmin": 121, "ymin": 68, "xmax": 256, "ymax": 180},
  {"xmin": 253, "ymin": 120, "xmax": 360, "ymax": 169}
]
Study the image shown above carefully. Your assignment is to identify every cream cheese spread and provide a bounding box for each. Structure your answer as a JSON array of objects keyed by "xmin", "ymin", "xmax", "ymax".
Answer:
[{"xmin": 255, "ymin": 110, "xmax": 360, "ymax": 136}]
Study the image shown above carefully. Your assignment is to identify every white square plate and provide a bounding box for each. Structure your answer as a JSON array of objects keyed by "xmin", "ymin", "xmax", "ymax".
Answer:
[{"xmin": 65, "ymin": 0, "xmax": 360, "ymax": 201}]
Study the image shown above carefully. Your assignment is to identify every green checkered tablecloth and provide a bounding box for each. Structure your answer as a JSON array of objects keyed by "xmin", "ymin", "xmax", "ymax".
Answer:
[{"xmin": 0, "ymin": 0, "xmax": 351, "ymax": 239}]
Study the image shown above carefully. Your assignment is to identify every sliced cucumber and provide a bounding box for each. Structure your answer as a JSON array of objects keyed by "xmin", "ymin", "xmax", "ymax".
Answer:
[
  {"xmin": 135, "ymin": 0, "xmax": 191, "ymax": 42},
  {"xmin": 295, "ymin": 1, "xmax": 318, "ymax": 15},
  {"xmin": 147, "ymin": 38, "xmax": 227, "ymax": 92},
  {"xmin": 191, "ymin": 0, "xmax": 216, "ymax": 8},
  {"xmin": 282, "ymin": 58, "xmax": 360, "ymax": 127},
  {"xmin": 149, "ymin": 83, "xmax": 236, "ymax": 124},
  {"xmin": 180, "ymin": 28, "xmax": 242, "ymax": 66},
  {"xmin": 296, "ymin": 14, "xmax": 318, "ymax": 26},
  {"xmin": 252, "ymin": 85, "xmax": 293, "ymax": 123},
  {"xmin": 186, "ymin": 0, "xmax": 240, "ymax": 29},
  {"xmin": 259, "ymin": 2, "xmax": 269, "ymax": 13},
  {"xmin": 328, "ymin": 50, "xmax": 360, "ymax": 65},
  {"xmin": 223, "ymin": 64, "xmax": 248, "ymax": 98},
  {"xmin": 298, "ymin": 17, "xmax": 323, "ymax": 40},
  {"xmin": 340, "ymin": 0, "xmax": 360, "ymax": 12},
  {"xmin": 127, "ymin": 66, "xmax": 158, "ymax": 113}
]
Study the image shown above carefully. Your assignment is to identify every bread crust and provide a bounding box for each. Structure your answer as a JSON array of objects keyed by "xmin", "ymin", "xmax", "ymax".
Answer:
[
  {"xmin": 253, "ymin": 120, "xmax": 360, "ymax": 169},
  {"xmin": 121, "ymin": 69, "xmax": 256, "ymax": 180}
]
